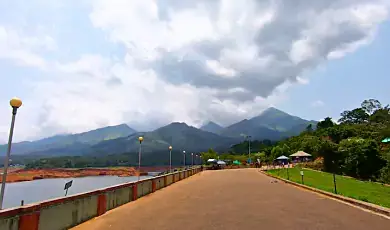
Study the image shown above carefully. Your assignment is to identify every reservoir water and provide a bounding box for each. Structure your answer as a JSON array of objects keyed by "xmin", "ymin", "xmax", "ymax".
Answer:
[{"xmin": 2, "ymin": 175, "xmax": 152, "ymax": 210}]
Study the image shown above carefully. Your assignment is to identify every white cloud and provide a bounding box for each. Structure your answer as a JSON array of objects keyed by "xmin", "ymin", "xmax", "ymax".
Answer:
[
  {"xmin": 0, "ymin": 26, "xmax": 53, "ymax": 69},
  {"xmin": 0, "ymin": 0, "xmax": 389, "ymax": 142},
  {"xmin": 311, "ymin": 100, "xmax": 325, "ymax": 107}
]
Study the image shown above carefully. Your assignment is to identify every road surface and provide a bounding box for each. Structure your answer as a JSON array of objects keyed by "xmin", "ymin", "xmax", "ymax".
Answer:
[{"xmin": 72, "ymin": 169, "xmax": 389, "ymax": 230}]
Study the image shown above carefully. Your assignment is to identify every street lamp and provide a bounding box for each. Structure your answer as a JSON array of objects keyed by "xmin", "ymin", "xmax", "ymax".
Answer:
[
  {"xmin": 332, "ymin": 160, "xmax": 338, "ymax": 194},
  {"xmin": 191, "ymin": 153, "xmax": 194, "ymax": 167},
  {"xmin": 246, "ymin": 135, "xmax": 252, "ymax": 165},
  {"xmin": 168, "ymin": 146, "xmax": 172, "ymax": 172},
  {"xmin": 183, "ymin": 151, "xmax": 186, "ymax": 168},
  {"xmin": 0, "ymin": 97, "xmax": 22, "ymax": 210},
  {"xmin": 138, "ymin": 136, "xmax": 144, "ymax": 181}
]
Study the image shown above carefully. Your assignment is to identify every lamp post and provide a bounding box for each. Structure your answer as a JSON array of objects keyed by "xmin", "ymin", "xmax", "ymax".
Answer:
[
  {"xmin": 191, "ymin": 153, "xmax": 194, "ymax": 167},
  {"xmin": 183, "ymin": 150, "xmax": 186, "ymax": 168},
  {"xmin": 246, "ymin": 135, "xmax": 252, "ymax": 165},
  {"xmin": 168, "ymin": 146, "xmax": 172, "ymax": 172},
  {"xmin": 138, "ymin": 136, "xmax": 144, "ymax": 181},
  {"xmin": 332, "ymin": 160, "xmax": 338, "ymax": 194},
  {"xmin": 0, "ymin": 97, "xmax": 22, "ymax": 210}
]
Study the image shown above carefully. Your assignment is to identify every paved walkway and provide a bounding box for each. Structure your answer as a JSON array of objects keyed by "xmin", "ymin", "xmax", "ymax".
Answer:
[{"xmin": 72, "ymin": 169, "xmax": 389, "ymax": 230}]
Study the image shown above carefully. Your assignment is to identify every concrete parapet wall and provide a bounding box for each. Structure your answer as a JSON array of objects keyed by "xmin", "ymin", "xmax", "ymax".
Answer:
[
  {"xmin": 0, "ymin": 215, "xmax": 18, "ymax": 230},
  {"xmin": 137, "ymin": 180, "xmax": 152, "ymax": 198},
  {"xmin": 0, "ymin": 167, "xmax": 202, "ymax": 230},
  {"xmin": 39, "ymin": 194, "xmax": 99, "ymax": 230},
  {"xmin": 166, "ymin": 174, "xmax": 173, "ymax": 186},
  {"xmin": 106, "ymin": 185, "xmax": 133, "ymax": 211},
  {"xmin": 153, "ymin": 176, "xmax": 165, "ymax": 190},
  {"xmin": 174, "ymin": 173, "xmax": 180, "ymax": 182}
]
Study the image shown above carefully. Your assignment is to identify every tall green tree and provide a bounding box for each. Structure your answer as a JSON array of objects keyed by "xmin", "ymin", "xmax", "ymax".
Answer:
[
  {"xmin": 361, "ymin": 99, "xmax": 382, "ymax": 115},
  {"xmin": 317, "ymin": 117, "xmax": 334, "ymax": 129},
  {"xmin": 317, "ymin": 140, "xmax": 339, "ymax": 172},
  {"xmin": 200, "ymin": 148, "xmax": 218, "ymax": 163},
  {"xmin": 339, "ymin": 108, "xmax": 369, "ymax": 124},
  {"xmin": 369, "ymin": 107, "xmax": 390, "ymax": 124},
  {"xmin": 338, "ymin": 138, "xmax": 385, "ymax": 179},
  {"xmin": 270, "ymin": 146, "xmax": 284, "ymax": 161},
  {"xmin": 306, "ymin": 124, "xmax": 313, "ymax": 133}
]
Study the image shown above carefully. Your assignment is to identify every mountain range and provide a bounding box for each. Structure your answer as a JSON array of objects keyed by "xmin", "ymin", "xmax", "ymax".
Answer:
[{"xmin": 0, "ymin": 107, "xmax": 316, "ymax": 157}]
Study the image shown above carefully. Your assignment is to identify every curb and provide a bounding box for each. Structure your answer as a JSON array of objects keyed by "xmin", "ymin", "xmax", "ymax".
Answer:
[{"xmin": 260, "ymin": 171, "xmax": 390, "ymax": 217}]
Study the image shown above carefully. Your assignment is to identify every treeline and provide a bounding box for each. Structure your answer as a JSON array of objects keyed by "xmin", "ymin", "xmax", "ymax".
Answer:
[
  {"xmin": 205, "ymin": 99, "xmax": 389, "ymax": 183},
  {"xmin": 24, "ymin": 150, "xmax": 201, "ymax": 169},
  {"xmin": 200, "ymin": 140, "xmax": 275, "ymax": 164}
]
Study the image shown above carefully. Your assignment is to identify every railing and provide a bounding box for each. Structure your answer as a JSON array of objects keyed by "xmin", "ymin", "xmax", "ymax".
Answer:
[{"xmin": 0, "ymin": 167, "xmax": 202, "ymax": 230}]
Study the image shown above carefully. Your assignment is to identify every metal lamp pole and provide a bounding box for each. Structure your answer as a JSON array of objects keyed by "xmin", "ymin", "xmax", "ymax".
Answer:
[
  {"xmin": 191, "ymin": 153, "xmax": 194, "ymax": 167},
  {"xmin": 137, "ymin": 136, "xmax": 144, "ymax": 181},
  {"xmin": 169, "ymin": 146, "xmax": 172, "ymax": 172},
  {"xmin": 0, "ymin": 97, "xmax": 22, "ymax": 210},
  {"xmin": 332, "ymin": 160, "xmax": 338, "ymax": 194},
  {"xmin": 247, "ymin": 135, "xmax": 252, "ymax": 165},
  {"xmin": 183, "ymin": 151, "xmax": 186, "ymax": 168}
]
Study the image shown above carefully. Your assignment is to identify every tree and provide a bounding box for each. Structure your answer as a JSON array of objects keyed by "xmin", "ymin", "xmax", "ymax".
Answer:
[
  {"xmin": 379, "ymin": 152, "xmax": 390, "ymax": 183},
  {"xmin": 338, "ymin": 138, "xmax": 385, "ymax": 179},
  {"xmin": 338, "ymin": 108, "xmax": 369, "ymax": 124},
  {"xmin": 361, "ymin": 99, "xmax": 382, "ymax": 115},
  {"xmin": 321, "ymin": 125, "xmax": 358, "ymax": 144},
  {"xmin": 369, "ymin": 107, "xmax": 390, "ymax": 124},
  {"xmin": 299, "ymin": 136, "xmax": 322, "ymax": 157},
  {"xmin": 317, "ymin": 140, "xmax": 339, "ymax": 173},
  {"xmin": 270, "ymin": 146, "xmax": 284, "ymax": 161},
  {"xmin": 306, "ymin": 124, "xmax": 313, "ymax": 133},
  {"xmin": 251, "ymin": 152, "xmax": 266, "ymax": 163},
  {"xmin": 317, "ymin": 117, "xmax": 334, "ymax": 129},
  {"xmin": 200, "ymin": 148, "xmax": 218, "ymax": 163}
]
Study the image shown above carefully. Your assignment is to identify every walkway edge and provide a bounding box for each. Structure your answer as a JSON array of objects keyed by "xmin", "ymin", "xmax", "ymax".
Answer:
[{"xmin": 260, "ymin": 170, "xmax": 390, "ymax": 217}]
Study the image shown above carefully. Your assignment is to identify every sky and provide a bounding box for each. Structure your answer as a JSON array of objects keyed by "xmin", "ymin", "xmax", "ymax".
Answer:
[{"xmin": 0, "ymin": 0, "xmax": 390, "ymax": 143}]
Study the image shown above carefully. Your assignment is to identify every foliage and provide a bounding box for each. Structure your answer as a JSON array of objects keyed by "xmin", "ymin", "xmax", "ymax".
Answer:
[
  {"xmin": 338, "ymin": 108, "xmax": 369, "ymax": 124},
  {"xmin": 263, "ymin": 99, "xmax": 390, "ymax": 183},
  {"xmin": 316, "ymin": 117, "xmax": 334, "ymax": 130},
  {"xmin": 338, "ymin": 138, "xmax": 385, "ymax": 179},
  {"xmin": 229, "ymin": 139, "xmax": 275, "ymax": 154},
  {"xmin": 379, "ymin": 152, "xmax": 390, "ymax": 183},
  {"xmin": 200, "ymin": 149, "xmax": 218, "ymax": 163}
]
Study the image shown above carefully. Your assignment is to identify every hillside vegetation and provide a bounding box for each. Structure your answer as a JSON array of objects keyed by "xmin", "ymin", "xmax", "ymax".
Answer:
[{"xmin": 260, "ymin": 99, "xmax": 390, "ymax": 183}]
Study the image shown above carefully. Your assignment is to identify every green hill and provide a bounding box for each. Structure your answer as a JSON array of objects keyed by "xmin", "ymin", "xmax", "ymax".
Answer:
[
  {"xmin": 0, "ymin": 124, "xmax": 136, "ymax": 156},
  {"xmin": 218, "ymin": 107, "xmax": 316, "ymax": 140},
  {"xmin": 200, "ymin": 121, "xmax": 224, "ymax": 134},
  {"xmin": 1, "ymin": 107, "xmax": 316, "ymax": 158},
  {"xmin": 91, "ymin": 122, "xmax": 238, "ymax": 156}
]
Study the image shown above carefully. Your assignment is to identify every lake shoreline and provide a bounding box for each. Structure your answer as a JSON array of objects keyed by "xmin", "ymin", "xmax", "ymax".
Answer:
[{"xmin": 0, "ymin": 167, "xmax": 148, "ymax": 183}]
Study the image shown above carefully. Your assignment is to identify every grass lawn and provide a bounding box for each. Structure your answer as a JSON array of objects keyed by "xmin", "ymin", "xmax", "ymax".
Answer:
[{"xmin": 266, "ymin": 167, "xmax": 390, "ymax": 208}]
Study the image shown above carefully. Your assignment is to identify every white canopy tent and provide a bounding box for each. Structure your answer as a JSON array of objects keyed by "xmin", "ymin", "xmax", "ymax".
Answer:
[
  {"xmin": 290, "ymin": 151, "xmax": 312, "ymax": 157},
  {"xmin": 276, "ymin": 155, "xmax": 289, "ymax": 160}
]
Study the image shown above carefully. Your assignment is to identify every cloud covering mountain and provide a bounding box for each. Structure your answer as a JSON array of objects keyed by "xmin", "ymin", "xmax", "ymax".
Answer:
[{"xmin": 0, "ymin": 0, "xmax": 389, "ymax": 142}]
